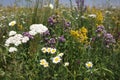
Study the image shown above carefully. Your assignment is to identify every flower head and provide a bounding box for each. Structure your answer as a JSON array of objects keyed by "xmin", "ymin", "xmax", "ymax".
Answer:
[
  {"xmin": 64, "ymin": 62, "xmax": 69, "ymax": 67},
  {"xmin": 52, "ymin": 56, "xmax": 62, "ymax": 64},
  {"xmin": 47, "ymin": 47, "xmax": 52, "ymax": 53},
  {"xmin": 9, "ymin": 21, "xmax": 16, "ymax": 27},
  {"xmin": 58, "ymin": 35, "xmax": 66, "ymax": 42},
  {"xmin": 85, "ymin": 61, "xmax": 93, "ymax": 68},
  {"xmin": 49, "ymin": 3, "xmax": 54, "ymax": 9},
  {"xmin": 9, "ymin": 31, "xmax": 17, "ymax": 36},
  {"xmin": 41, "ymin": 47, "xmax": 47, "ymax": 53},
  {"xmin": 40, "ymin": 59, "xmax": 49, "ymax": 67},
  {"xmin": 58, "ymin": 53, "xmax": 64, "ymax": 57},
  {"xmin": 23, "ymin": 32, "xmax": 33, "ymax": 39},
  {"xmin": 51, "ymin": 48, "xmax": 56, "ymax": 54},
  {"xmin": 9, "ymin": 47, "xmax": 17, "ymax": 53}
]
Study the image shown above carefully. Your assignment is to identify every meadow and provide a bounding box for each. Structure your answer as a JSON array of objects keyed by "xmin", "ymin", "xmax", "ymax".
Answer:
[{"xmin": 0, "ymin": 0, "xmax": 120, "ymax": 80}]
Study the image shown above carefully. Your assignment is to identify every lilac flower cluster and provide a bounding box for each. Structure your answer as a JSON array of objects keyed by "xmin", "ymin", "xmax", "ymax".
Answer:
[
  {"xmin": 104, "ymin": 33, "xmax": 115, "ymax": 48},
  {"xmin": 23, "ymin": 32, "xmax": 33, "ymax": 39},
  {"xmin": 42, "ymin": 34, "xmax": 66, "ymax": 48},
  {"xmin": 48, "ymin": 15, "xmax": 59, "ymax": 25},
  {"xmin": 95, "ymin": 25, "xmax": 115, "ymax": 48},
  {"xmin": 96, "ymin": 25, "xmax": 106, "ymax": 37}
]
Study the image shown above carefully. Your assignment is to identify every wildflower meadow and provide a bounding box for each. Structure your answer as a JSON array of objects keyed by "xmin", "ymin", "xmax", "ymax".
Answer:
[{"xmin": 0, "ymin": 0, "xmax": 120, "ymax": 80}]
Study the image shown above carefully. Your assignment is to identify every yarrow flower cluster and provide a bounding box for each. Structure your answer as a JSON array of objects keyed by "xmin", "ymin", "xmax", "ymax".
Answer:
[
  {"xmin": 88, "ymin": 14, "xmax": 96, "ymax": 18},
  {"xmin": 29, "ymin": 24, "xmax": 48, "ymax": 36},
  {"xmin": 5, "ymin": 32, "xmax": 30, "ymax": 52},
  {"xmin": 8, "ymin": 47, "xmax": 17, "ymax": 53},
  {"xmin": 85, "ymin": 61, "xmax": 93, "ymax": 69},
  {"xmin": 5, "ymin": 23, "xmax": 48, "ymax": 53}
]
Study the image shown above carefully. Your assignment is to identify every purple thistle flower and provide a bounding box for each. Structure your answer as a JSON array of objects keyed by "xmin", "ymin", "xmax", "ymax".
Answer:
[
  {"xmin": 58, "ymin": 35, "xmax": 66, "ymax": 42},
  {"xmin": 23, "ymin": 32, "xmax": 33, "ymax": 39}
]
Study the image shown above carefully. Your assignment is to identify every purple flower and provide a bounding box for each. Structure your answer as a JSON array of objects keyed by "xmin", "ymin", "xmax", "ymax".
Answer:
[
  {"xmin": 48, "ymin": 38, "xmax": 56, "ymax": 44},
  {"xmin": 58, "ymin": 35, "xmax": 66, "ymax": 42},
  {"xmin": 43, "ymin": 30, "xmax": 50, "ymax": 36},
  {"xmin": 96, "ymin": 25, "xmax": 105, "ymax": 33},
  {"xmin": 104, "ymin": 33, "xmax": 116, "ymax": 47},
  {"xmin": 65, "ymin": 22, "xmax": 71, "ymax": 27},
  {"xmin": 23, "ymin": 32, "xmax": 33, "ymax": 39},
  {"xmin": 48, "ymin": 15, "xmax": 56, "ymax": 25},
  {"xmin": 96, "ymin": 25, "xmax": 106, "ymax": 37}
]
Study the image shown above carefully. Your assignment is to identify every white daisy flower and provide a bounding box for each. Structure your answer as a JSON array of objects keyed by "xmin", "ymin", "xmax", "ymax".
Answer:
[
  {"xmin": 41, "ymin": 47, "xmax": 47, "ymax": 53},
  {"xmin": 85, "ymin": 61, "xmax": 93, "ymax": 68},
  {"xmin": 9, "ymin": 21, "xmax": 16, "ymax": 27},
  {"xmin": 50, "ymin": 48, "xmax": 56, "ymax": 54},
  {"xmin": 52, "ymin": 56, "xmax": 62, "ymax": 64},
  {"xmin": 58, "ymin": 53, "xmax": 64, "ymax": 57}
]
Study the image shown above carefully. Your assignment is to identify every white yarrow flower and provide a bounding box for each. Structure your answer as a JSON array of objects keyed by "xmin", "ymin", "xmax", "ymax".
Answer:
[
  {"xmin": 9, "ymin": 31, "xmax": 16, "ymax": 36},
  {"xmin": 22, "ymin": 36, "xmax": 29, "ymax": 43},
  {"xmin": 9, "ymin": 47, "xmax": 17, "ymax": 53},
  {"xmin": 88, "ymin": 14, "xmax": 96, "ymax": 18}
]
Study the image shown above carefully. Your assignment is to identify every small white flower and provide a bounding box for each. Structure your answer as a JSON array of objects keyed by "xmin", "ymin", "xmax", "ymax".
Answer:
[
  {"xmin": 47, "ymin": 47, "xmax": 52, "ymax": 53},
  {"xmin": 58, "ymin": 53, "xmax": 64, "ymax": 57},
  {"xmin": 64, "ymin": 62, "xmax": 69, "ymax": 67},
  {"xmin": 43, "ymin": 62, "xmax": 49, "ymax": 67},
  {"xmin": 9, "ymin": 31, "xmax": 16, "ymax": 36},
  {"xmin": 52, "ymin": 56, "xmax": 62, "ymax": 64},
  {"xmin": 40, "ymin": 59, "xmax": 49, "ymax": 67},
  {"xmin": 22, "ymin": 36, "xmax": 29, "ymax": 43},
  {"xmin": 9, "ymin": 47, "xmax": 17, "ymax": 53},
  {"xmin": 9, "ymin": 21, "xmax": 16, "ymax": 27},
  {"xmin": 41, "ymin": 47, "xmax": 47, "ymax": 53},
  {"xmin": 88, "ymin": 14, "xmax": 96, "ymax": 18},
  {"xmin": 50, "ymin": 48, "xmax": 56, "ymax": 54},
  {"xmin": 85, "ymin": 61, "xmax": 93, "ymax": 68},
  {"xmin": 49, "ymin": 3, "xmax": 54, "ymax": 9},
  {"xmin": 29, "ymin": 24, "xmax": 48, "ymax": 35},
  {"xmin": 29, "ymin": 30, "xmax": 37, "ymax": 36}
]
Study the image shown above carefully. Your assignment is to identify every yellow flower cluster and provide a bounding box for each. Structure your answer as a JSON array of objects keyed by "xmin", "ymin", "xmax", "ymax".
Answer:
[
  {"xmin": 92, "ymin": 8, "xmax": 103, "ymax": 24},
  {"xmin": 70, "ymin": 27, "xmax": 88, "ymax": 43}
]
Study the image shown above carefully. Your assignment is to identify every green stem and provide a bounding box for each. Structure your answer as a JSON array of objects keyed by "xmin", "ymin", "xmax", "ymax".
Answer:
[{"xmin": 65, "ymin": 67, "xmax": 76, "ymax": 80}]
